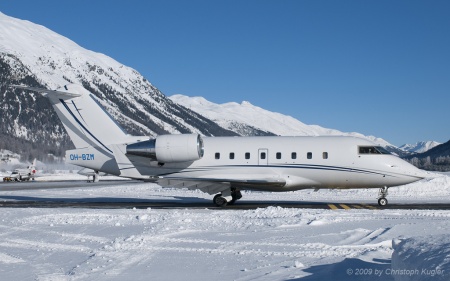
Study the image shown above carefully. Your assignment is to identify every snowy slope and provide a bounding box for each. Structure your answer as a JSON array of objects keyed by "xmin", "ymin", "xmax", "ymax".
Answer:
[
  {"xmin": 0, "ymin": 149, "xmax": 20, "ymax": 164},
  {"xmin": 399, "ymin": 141, "xmax": 441, "ymax": 154},
  {"xmin": 0, "ymin": 11, "xmax": 235, "ymax": 145},
  {"xmin": 170, "ymin": 94, "xmax": 394, "ymax": 147}
]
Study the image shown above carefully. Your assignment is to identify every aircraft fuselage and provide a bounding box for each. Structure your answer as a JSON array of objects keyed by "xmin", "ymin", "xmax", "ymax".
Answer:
[{"xmin": 68, "ymin": 136, "xmax": 424, "ymax": 191}]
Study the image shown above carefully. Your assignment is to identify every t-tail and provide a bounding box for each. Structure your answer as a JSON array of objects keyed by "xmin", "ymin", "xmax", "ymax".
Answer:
[
  {"xmin": 13, "ymin": 84, "xmax": 146, "ymax": 177},
  {"xmin": 28, "ymin": 158, "xmax": 37, "ymax": 175}
]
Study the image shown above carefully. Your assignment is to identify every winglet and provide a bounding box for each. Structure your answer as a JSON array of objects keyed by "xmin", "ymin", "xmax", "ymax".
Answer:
[{"xmin": 10, "ymin": 85, "xmax": 82, "ymax": 100}]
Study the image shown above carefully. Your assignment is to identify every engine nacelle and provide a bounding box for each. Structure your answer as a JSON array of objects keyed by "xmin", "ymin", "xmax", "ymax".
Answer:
[{"xmin": 126, "ymin": 134, "xmax": 204, "ymax": 163}]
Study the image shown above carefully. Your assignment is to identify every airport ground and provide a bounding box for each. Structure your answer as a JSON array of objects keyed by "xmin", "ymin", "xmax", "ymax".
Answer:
[
  {"xmin": 1, "ymin": 179, "xmax": 450, "ymax": 210},
  {"xmin": 0, "ymin": 175, "xmax": 449, "ymax": 280}
]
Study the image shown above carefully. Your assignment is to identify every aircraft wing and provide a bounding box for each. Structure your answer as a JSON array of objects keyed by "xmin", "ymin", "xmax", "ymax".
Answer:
[{"xmin": 156, "ymin": 175, "xmax": 286, "ymax": 195}]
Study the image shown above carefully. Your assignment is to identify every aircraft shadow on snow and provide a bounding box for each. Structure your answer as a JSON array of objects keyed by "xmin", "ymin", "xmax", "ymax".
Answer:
[
  {"xmin": 0, "ymin": 194, "xmax": 358, "ymax": 209},
  {"xmin": 295, "ymin": 258, "xmax": 394, "ymax": 281},
  {"xmin": 0, "ymin": 194, "xmax": 213, "ymax": 209}
]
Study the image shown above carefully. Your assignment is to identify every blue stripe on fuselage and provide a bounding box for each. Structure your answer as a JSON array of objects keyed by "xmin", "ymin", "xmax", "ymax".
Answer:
[{"xmin": 156, "ymin": 163, "xmax": 393, "ymax": 178}]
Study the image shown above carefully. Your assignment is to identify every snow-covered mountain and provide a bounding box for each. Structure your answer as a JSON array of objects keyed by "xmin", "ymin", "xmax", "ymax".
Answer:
[
  {"xmin": 399, "ymin": 141, "xmax": 441, "ymax": 154},
  {"xmin": 0, "ymin": 12, "xmax": 237, "ymax": 160},
  {"xmin": 0, "ymin": 12, "xmax": 236, "ymax": 136},
  {"xmin": 403, "ymin": 140, "xmax": 450, "ymax": 171},
  {"xmin": 0, "ymin": 11, "xmax": 438, "ymax": 162},
  {"xmin": 170, "ymin": 94, "xmax": 396, "ymax": 147}
]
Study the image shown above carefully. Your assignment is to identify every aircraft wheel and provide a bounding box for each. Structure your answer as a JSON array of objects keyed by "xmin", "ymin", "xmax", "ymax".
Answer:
[
  {"xmin": 378, "ymin": 198, "xmax": 388, "ymax": 206},
  {"xmin": 213, "ymin": 194, "xmax": 228, "ymax": 207}
]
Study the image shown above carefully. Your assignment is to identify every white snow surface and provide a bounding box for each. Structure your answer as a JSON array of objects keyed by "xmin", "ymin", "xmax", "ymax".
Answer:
[
  {"xmin": 0, "ymin": 173, "xmax": 449, "ymax": 280},
  {"xmin": 170, "ymin": 94, "xmax": 393, "ymax": 147}
]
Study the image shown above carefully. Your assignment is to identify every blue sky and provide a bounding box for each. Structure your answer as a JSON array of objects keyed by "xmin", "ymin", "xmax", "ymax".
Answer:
[{"xmin": 1, "ymin": 0, "xmax": 449, "ymax": 146}]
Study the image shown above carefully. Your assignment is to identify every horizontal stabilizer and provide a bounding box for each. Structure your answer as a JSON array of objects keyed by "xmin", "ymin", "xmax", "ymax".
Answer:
[{"xmin": 10, "ymin": 85, "xmax": 82, "ymax": 100}]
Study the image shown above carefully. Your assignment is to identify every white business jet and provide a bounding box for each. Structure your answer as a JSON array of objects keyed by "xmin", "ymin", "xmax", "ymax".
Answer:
[{"xmin": 13, "ymin": 84, "xmax": 425, "ymax": 206}]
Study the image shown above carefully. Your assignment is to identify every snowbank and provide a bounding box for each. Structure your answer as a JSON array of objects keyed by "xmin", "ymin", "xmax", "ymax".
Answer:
[{"xmin": 391, "ymin": 235, "xmax": 450, "ymax": 281}]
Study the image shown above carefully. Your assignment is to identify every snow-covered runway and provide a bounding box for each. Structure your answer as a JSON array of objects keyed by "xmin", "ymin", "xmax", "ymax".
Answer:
[{"xmin": 0, "ymin": 173, "xmax": 449, "ymax": 280}]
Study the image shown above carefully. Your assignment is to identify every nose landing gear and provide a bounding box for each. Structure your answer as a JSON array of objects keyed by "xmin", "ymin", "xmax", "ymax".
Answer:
[{"xmin": 378, "ymin": 186, "xmax": 389, "ymax": 206}]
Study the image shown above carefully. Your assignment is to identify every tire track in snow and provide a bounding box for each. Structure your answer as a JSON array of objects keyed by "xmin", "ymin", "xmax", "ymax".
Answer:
[
  {"xmin": 92, "ymin": 234, "xmax": 393, "ymax": 260},
  {"xmin": 0, "ymin": 252, "xmax": 25, "ymax": 264},
  {"xmin": 0, "ymin": 238, "xmax": 90, "ymax": 252}
]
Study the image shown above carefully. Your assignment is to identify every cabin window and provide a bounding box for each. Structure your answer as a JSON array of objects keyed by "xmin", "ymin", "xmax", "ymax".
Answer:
[
  {"xmin": 359, "ymin": 146, "xmax": 391, "ymax": 155},
  {"xmin": 323, "ymin": 152, "xmax": 328, "ymax": 159},
  {"xmin": 245, "ymin": 152, "xmax": 250, "ymax": 159},
  {"xmin": 307, "ymin": 152, "xmax": 312, "ymax": 159},
  {"xmin": 260, "ymin": 152, "xmax": 266, "ymax": 160},
  {"xmin": 276, "ymin": 152, "xmax": 282, "ymax": 159},
  {"xmin": 229, "ymin": 152, "xmax": 235, "ymax": 159},
  {"xmin": 291, "ymin": 152, "xmax": 297, "ymax": 159},
  {"xmin": 215, "ymin": 152, "xmax": 220, "ymax": 159}
]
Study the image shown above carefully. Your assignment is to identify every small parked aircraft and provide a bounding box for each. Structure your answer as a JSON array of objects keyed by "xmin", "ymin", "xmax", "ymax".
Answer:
[{"xmin": 3, "ymin": 159, "xmax": 37, "ymax": 182}]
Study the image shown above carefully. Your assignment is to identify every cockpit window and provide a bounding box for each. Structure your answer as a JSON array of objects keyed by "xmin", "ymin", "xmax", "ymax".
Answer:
[
  {"xmin": 375, "ymin": 146, "xmax": 391, "ymax": 154},
  {"xmin": 359, "ymin": 146, "xmax": 391, "ymax": 155}
]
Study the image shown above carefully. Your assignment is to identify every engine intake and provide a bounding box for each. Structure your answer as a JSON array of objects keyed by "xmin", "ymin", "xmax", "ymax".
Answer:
[{"xmin": 126, "ymin": 134, "xmax": 204, "ymax": 163}]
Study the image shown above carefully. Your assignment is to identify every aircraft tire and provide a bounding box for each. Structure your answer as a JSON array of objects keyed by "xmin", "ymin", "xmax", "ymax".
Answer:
[
  {"xmin": 213, "ymin": 194, "xmax": 228, "ymax": 207},
  {"xmin": 378, "ymin": 198, "xmax": 388, "ymax": 206}
]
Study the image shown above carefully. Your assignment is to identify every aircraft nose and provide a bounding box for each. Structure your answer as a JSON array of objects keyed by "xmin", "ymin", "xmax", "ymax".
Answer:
[
  {"xmin": 398, "ymin": 166, "xmax": 428, "ymax": 181},
  {"xmin": 386, "ymin": 160, "xmax": 427, "ymax": 182},
  {"xmin": 409, "ymin": 169, "xmax": 428, "ymax": 179}
]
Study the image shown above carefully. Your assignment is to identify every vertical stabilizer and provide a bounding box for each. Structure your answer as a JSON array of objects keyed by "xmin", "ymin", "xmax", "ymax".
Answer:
[
  {"xmin": 30, "ymin": 158, "xmax": 37, "ymax": 174},
  {"xmin": 49, "ymin": 84, "xmax": 129, "ymax": 150},
  {"xmin": 15, "ymin": 84, "xmax": 130, "ymax": 151}
]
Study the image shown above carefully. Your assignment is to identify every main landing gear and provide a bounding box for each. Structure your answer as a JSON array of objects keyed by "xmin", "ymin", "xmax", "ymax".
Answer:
[
  {"xmin": 213, "ymin": 188, "xmax": 242, "ymax": 207},
  {"xmin": 378, "ymin": 186, "xmax": 389, "ymax": 206}
]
